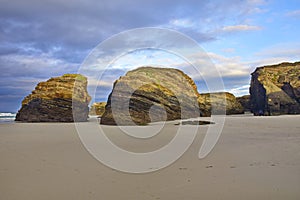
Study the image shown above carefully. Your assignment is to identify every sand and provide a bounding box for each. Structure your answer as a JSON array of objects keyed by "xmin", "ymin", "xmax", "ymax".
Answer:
[{"xmin": 0, "ymin": 115, "xmax": 300, "ymax": 200}]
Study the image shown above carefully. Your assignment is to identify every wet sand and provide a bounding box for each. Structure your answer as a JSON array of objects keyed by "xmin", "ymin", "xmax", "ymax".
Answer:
[{"xmin": 1, "ymin": 115, "xmax": 300, "ymax": 200}]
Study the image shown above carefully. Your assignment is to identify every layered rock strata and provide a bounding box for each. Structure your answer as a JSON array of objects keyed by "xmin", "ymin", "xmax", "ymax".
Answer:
[
  {"xmin": 250, "ymin": 62, "xmax": 300, "ymax": 115},
  {"xmin": 16, "ymin": 74, "xmax": 91, "ymax": 122}
]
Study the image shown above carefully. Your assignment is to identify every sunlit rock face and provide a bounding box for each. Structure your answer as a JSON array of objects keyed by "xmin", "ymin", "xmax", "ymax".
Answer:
[
  {"xmin": 89, "ymin": 102, "xmax": 106, "ymax": 116},
  {"xmin": 100, "ymin": 67, "xmax": 205, "ymax": 125},
  {"xmin": 250, "ymin": 62, "xmax": 300, "ymax": 116},
  {"xmin": 198, "ymin": 92, "xmax": 244, "ymax": 115},
  {"xmin": 16, "ymin": 74, "xmax": 91, "ymax": 122}
]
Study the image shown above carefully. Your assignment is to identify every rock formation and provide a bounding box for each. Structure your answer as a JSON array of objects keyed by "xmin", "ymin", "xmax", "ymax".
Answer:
[
  {"xmin": 89, "ymin": 102, "xmax": 106, "ymax": 116},
  {"xmin": 100, "ymin": 67, "xmax": 203, "ymax": 125},
  {"xmin": 250, "ymin": 62, "xmax": 300, "ymax": 115},
  {"xmin": 15, "ymin": 74, "xmax": 91, "ymax": 122},
  {"xmin": 199, "ymin": 92, "xmax": 244, "ymax": 115},
  {"xmin": 197, "ymin": 96, "xmax": 211, "ymax": 117},
  {"xmin": 237, "ymin": 95, "xmax": 251, "ymax": 112}
]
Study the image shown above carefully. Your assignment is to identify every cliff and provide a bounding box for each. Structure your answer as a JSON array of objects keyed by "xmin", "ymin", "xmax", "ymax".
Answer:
[
  {"xmin": 15, "ymin": 74, "xmax": 91, "ymax": 122},
  {"xmin": 100, "ymin": 67, "xmax": 205, "ymax": 125},
  {"xmin": 89, "ymin": 102, "xmax": 106, "ymax": 116},
  {"xmin": 199, "ymin": 92, "xmax": 244, "ymax": 115},
  {"xmin": 237, "ymin": 95, "xmax": 251, "ymax": 112},
  {"xmin": 250, "ymin": 62, "xmax": 300, "ymax": 115}
]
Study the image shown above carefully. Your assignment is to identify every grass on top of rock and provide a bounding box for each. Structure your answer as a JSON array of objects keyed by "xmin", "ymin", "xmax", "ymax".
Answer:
[{"xmin": 63, "ymin": 74, "xmax": 87, "ymax": 81}]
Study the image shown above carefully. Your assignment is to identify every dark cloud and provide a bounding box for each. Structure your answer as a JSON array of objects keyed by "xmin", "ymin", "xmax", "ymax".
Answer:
[
  {"xmin": 0, "ymin": 0, "xmax": 253, "ymax": 54},
  {"xmin": 0, "ymin": 44, "xmax": 20, "ymax": 56},
  {"xmin": 0, "ymin": 77, "xmax": 43, "ymax": 112},
  {"xmin": 0, "ymin": 0, "xmax": 262, "ymax": 111}
]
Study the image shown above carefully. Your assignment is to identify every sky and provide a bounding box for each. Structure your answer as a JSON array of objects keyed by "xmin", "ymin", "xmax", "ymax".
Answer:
[{"xmin": 0, "ymin": 0, "xmax": 300, "ymax": 112}]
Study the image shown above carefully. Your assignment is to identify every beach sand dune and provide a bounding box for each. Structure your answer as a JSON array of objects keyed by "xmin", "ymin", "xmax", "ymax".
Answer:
[{"xmin": 1, "ymin": 115, "xmax": 300, "ymax": 200}]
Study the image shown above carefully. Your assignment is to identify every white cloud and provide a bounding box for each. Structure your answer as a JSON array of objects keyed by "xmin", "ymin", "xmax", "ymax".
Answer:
[
  {"xmin": 206, "ymin": 52, "xmax": 250, "ymax": 77},
  {"xmin": 88, "ymin": 78, "xmax": 113, "ymax": 87},
  {"xmin": 286, "ymin": 10, "xmax": 300, "ymax": 17},
  {"xmin": 247, "ymin": 0, "xmax": 265, "ymax": 4},
  {"xmin": 228, "ymin": 85, "xmax": 250, "ymax": 97},
  {"xmin": 248, "ymin": 7, "xmax": 268, "ymax": 14},
  {"xmin": 0, "ymin": 53, "xmax": 77, "ymax": 78},
  {"xmin": 222, "ymin": 24, "xmax": 262, "ymax": 32},
  {"xmin": 221, "ymin": 48, "xmax": 235, "ymax": 53},
  {"xmin": 246, "ymin": 0, "xmax": 268, "ymax": 8},
  {"xmin": 169, "ymin": 18, "xmax": 195, "ymax": 28},
  {"xmin": 239, "ymin": 42, "xmax": 300, "ymax": 74},
  {"xmin": 254, "ymin": 42, "xmax": 300, "ymax": 59}
]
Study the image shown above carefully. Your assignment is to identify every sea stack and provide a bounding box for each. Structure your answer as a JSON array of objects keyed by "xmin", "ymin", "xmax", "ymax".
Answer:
[
  {"xmin": 250, "ymin": 62, "xmax": 300, "ymax": 115},
  {"xmin": 236, "ymin": 95, "xmax": 251, "ymax": 112},
  {"xmin": 89, "ymin": 102, "xmax": 106, "ymax": 116},
  {"xmin": 100, "ymin": 67, "xmax": 204, "ymax": 125},
  {"xmin": 16, "ymin": 74, "xmax": 91, "ymax": 122},
  {"xmin": 199, "ymin": 92, "xmax": 244, "ymax": 115}
]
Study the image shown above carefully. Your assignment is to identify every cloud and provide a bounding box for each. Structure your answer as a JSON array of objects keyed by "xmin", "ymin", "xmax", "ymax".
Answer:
[
  {"xmin": 0, "ymin": 0, "xmax": 265, "ymax": 64},
  {"xmin": 221, "ymin": 48, "xmax": 235, "ymax": 53},
  {"xmin": 206, "ymin": 52, "xmax": 251, "ymax": 77},
  {"xmin": 0, "ymin": 76, "xmax": 49, "ymax": 112},
  {"xmin": 286, "ymin": 10, "xmax": 300, "ymax": 17},
  {"xmin": 221, "ymin": 24, "xmax": 262, "ymax": 32},
  {"xmin": 0, "ymin": 0, "xmax": 273, "ymax": 111},
  {"xmin": 228, "ymin": 85, "xmax": 250, "ymax": 97},
  {"xmin": 0, "ymin": 53, "xmax": 78, "ymax": 78},
  {"xmin": 254, "ymin": 42, "xmax": 300, "ymax": 60},
  {"xmin": 169, "ymin": 18, "xmax": 195, "ymax": 28},
  {"xmin": 247, "ymin": 0, "xmax": 266, "ymax": 5}
]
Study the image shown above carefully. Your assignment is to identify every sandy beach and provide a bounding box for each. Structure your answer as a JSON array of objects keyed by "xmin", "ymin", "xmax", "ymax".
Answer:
[{"xmin": 1, "ymin": 115, "xmax": 300, "ymax": 200}]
